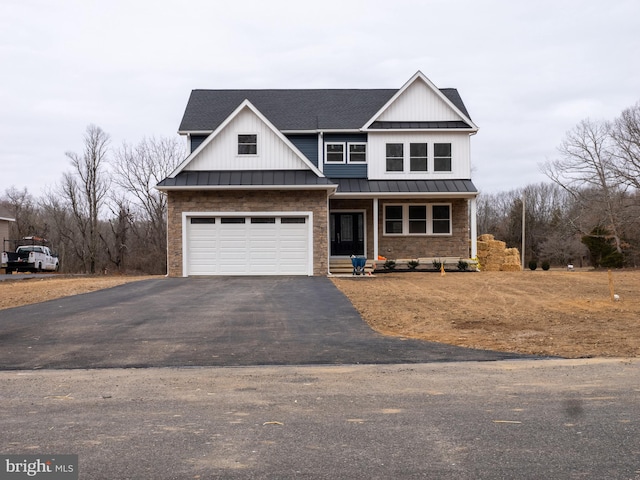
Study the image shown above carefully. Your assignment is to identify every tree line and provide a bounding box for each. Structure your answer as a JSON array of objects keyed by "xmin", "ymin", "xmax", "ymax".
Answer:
[
  {"xmin": 479, "ymin": 101, "xmax": 640, "ymax": 268},
  {"xmin": 2, "ymin": 100, "xmax": 639, "ymax": 274},
  {"xmin": 1, "ymin": 125, "xmax": 185, "ymax": 274}
]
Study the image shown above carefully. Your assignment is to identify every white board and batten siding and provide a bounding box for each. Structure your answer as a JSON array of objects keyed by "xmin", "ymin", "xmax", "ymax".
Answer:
[
  {"xmin": 184, "ymin": 108, "xmax": 310, "ymax": 172},
  {"xmin": 367, "ymin": 132, "xmax": 471, "ymax": 180},
  {"xmin": 376, "ymin": 79, "xmax": 463, "ymax": 123},
  {"xmin": 183, "ymin": 212, "xmax": 313, "ymax": 276}
]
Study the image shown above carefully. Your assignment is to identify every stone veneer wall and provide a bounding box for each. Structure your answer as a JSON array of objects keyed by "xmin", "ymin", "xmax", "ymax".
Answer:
[{"xmin": 167, "ymin": 190, "xmax": 329, "ymax": 276}]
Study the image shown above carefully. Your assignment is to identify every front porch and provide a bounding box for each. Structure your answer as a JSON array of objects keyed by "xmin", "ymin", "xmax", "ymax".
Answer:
[{"xmin": 328, "ymin": 197, "xmax": 477, "ymax": 267}]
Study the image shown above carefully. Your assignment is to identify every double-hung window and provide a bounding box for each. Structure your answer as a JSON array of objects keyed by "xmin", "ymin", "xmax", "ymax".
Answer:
[
  {"xmin": 409, "ymin": 143, "xmax": 428, "ymax": 172},
  {"xmin": 434, "ymin": 143, "xmax": 452, "ymax": 171},
  {"xmin": 348, "ymin": 143, "xmax": 367, "ymax": 163},
  {"xmin": 386, "ymin": 143, "xmax": 404, "ymax": 172},
  {"xmin": 325, "ymin": 143, "xmax": 346, "ymax": 163},
  {"xmin": 238, "ymin": 134, "xmax": 257, "ymax": 155},
  {"xmin": 384, "ymin": 204, "xmax": 452, "ymax": 235}
]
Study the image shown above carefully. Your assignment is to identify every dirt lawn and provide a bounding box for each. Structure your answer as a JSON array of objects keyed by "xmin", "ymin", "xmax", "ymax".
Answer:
[
  {"xmin": 1, "ymin": 271, "xmax": 638, "ymax": 358},
  {"xmin": 333, "ymin": 270, "xmax": 640, "ymax": 358}
]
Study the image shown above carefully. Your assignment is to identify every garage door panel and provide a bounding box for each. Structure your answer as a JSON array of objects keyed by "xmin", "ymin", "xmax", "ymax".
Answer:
[{"xmin": 187, "ymin": 215, "xmax": 310, "ymax": 276}]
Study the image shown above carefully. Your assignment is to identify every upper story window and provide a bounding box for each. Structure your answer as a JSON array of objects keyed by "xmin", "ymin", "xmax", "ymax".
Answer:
[
  {"xmin": 434, "ymin": 143, "xmax": 452, "ymax": 171},
  {"xmin": 238, "ymin": 134, "xmax": 257, "ymax": 155},
  {"xmin": 325, "ymin": 143, "xmax": 346, "ymax": 163},
  {"xmin": 409, "ymin": 143, "xmax": 428, "ymax": 172},
  {"xmin": 325, "ymin": 142, "xmax": 367, "ymax": 164},
  {"xmin": 385, "ymin": 141, "xmax": 453, "ymax": 173},
  {"xmin": 348, "ymin": 143, "xmax": 367, "ymax": 163},
  {"xmin": 386, "ymin": 143, "xmax": 404, "ymax": 171}
]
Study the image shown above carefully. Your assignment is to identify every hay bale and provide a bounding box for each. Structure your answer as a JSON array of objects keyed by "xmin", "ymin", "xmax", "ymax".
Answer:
[
  {"xmin": 476, "ymin": 234, "xmax": 521, "ymax": 272},
  {"xmin": 500, "ymin": 264, "xmax": 522, "ymax": 272}
]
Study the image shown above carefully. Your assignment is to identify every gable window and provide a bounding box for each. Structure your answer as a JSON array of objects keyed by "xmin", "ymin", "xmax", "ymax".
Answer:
[
  {"xmin": 325, "ymin": 143, "xmax": 346, "ymax": 163},
  {"xmin": 410, "ymin": 143, "xmax": 428, "ymax": 172},
  {"xmin": 434, "ymin": 143, "xmax": 452, "ymax": 172},
  {"xmin": 238, "ymin": 134, "xmax": 257, "ymax": 155},
  {"xmin": 384, "ymin": 204, "xmax": 451, "ymax": 235},
  {"xmin": 348, "ymin": 143, "xmax": 367, "ymax": 163},
  {"xmin": 386, "ymin": 143, "xmax": 404, "ymax": 172}
]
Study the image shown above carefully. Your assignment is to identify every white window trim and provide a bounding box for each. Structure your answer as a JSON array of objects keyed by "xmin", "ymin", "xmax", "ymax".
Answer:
[
  {"xmin": 237, "ymin": 133, "xmax": 258, "ymax": 157},
  {"xmin": 383, "ymin": 203, "xmax": 452, "ymax": 236},
  {"xmin": 347, "ymin": 142, "xmax": 367, "ymax": 164},
  {"xmin": 324, "ymin": 142, "xmax": 346, "ymax": 164}
]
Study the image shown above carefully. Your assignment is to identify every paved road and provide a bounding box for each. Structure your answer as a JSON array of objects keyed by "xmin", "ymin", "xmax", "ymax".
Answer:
[
  {"xmin": 0, "ymin": 277, "xmax": 532, "ymax": 369},
  {"xmin": 0, "ymin": 359, "xmax": 637, "ymax": 479}
]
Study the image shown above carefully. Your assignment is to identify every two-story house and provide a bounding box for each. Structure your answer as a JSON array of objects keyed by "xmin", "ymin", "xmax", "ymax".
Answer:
[{"xmin": 157, "ymin": 71, "xmax": 479, "ymax": 276}]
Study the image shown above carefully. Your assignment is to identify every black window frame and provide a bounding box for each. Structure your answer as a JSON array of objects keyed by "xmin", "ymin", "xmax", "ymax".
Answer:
[
  {"xmin": 409, "ymin": 143, "xmax": 428, "ymax": 172},
  {"xmin": 385, "ymin": 143, "xmax": 404, "ymax": 172},
  {"xmin": 238, "ymin": 134, "xmax": 258, "ymax": 155},
  {"xmin": 434, "ymin": 143, "xmax": 452, "ymax": 172}
]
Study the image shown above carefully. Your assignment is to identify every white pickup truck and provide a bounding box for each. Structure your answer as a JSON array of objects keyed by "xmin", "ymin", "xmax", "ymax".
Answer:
[{"xmin": 2, "ymin": 241, "xmax": 60, "ymax": 273}]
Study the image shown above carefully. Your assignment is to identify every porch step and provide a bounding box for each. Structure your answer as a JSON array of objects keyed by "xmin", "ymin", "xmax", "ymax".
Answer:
[{"xmin": 329, "ymin": 258, "xmax": 375, "ymax": 275}]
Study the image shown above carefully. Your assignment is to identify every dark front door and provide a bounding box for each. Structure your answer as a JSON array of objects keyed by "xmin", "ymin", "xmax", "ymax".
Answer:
[{"xmin": 330, "ymin": 212, "xmax": 364, "ymax": 256}]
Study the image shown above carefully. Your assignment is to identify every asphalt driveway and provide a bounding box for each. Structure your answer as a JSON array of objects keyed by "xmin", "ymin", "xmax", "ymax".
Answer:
[{"xmin": 0, "ymin": 277, "xmax": 531, "ymax": 369}]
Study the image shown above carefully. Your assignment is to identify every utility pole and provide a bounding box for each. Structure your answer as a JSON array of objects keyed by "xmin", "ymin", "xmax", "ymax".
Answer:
[{"xmin": 521, "ymin": 193, "xmax": 526, "ymax": 271}]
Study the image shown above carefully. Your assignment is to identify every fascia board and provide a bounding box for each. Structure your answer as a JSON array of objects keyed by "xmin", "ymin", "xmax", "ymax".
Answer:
[
  {"xmin": 361, "ymin": 71, "xmax": 479, "ymax": 131},
  {"xmin": 0, "ymin": 217, "xmax": 16, "ymax": 222}
]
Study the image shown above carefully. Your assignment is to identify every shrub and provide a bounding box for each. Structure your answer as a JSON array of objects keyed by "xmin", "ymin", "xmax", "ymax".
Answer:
[
  {"xmin": 457, "ymin": 260, "xmax": 469, "ymax": 271},
  {"xmin": 383, "ymin": 259, "xmax": 396, "ymax": 270},
  {"xmin": 407, "ymin": 260, "xmax": 420, "ymax": 270},
  {"xmin": 541, "ymin": 260, "xmax": 550, "ymax": 271},
  {"xmin": 432, "ymin": 259, "xmax": 443, "ymax": 270},
  {"xmin": 528, "ymin": 260, "xmax": 538, "ymax": 271}
]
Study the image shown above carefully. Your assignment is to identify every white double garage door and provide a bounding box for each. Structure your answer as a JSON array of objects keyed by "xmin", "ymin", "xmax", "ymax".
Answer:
[{"xmin": 184, "ymin": 213, "xmax": 312, "ymax": 276}]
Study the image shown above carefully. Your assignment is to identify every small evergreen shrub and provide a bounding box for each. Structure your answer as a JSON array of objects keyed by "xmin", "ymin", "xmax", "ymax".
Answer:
[
  {"xmin": 457, "ymin": 260, "xmax": 469, "ymax": 271},
  {"xmin": 541, "ymin": 260, "xmax": 550, "ymax": 271},
  {"xmin": 432, "ymin": 259, "xmax": 443, "ymax": 270},
  {"xmin": 528, "ymin": 260, "xmax": 538, "ymax": 271},
  {"xmin": 407, "ymin": 260, "xmax": 420, "ymax": 270},
  {"xmin": 383, "ymin": 259, "xmax": 396, "ymax": 270}
]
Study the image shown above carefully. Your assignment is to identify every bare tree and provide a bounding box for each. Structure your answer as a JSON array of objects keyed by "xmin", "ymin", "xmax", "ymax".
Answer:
[
  {"xmin": 111, "ymin": 136, "xmax": 185, "ymax": 272},
  {"xmin": 611, "ymin": 101, "xmax": 640, "ymax": 190},
  {"xmin": 62, "ymin": 124, "xmax": 111, "ymax": 273},
  {"xmin": 541, "ymin": 119, "xmax": 625, "ymax": 254}
]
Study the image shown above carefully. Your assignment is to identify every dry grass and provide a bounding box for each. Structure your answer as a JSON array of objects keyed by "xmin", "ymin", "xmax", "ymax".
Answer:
[{"xmin": 332, "ymin": 269, "xmax": 640, "ymax": 358}]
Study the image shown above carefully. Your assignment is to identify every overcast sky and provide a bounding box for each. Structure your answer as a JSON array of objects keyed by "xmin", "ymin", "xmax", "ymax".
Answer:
[{"xmin": 2, "ymin": 0, "xmax": 639, "ymax": 196}]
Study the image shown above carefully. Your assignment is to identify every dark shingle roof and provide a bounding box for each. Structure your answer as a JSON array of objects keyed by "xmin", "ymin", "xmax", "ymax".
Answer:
[{"xmin": 179, "ymin": 88, "xmax": 471, "ymax": 132}]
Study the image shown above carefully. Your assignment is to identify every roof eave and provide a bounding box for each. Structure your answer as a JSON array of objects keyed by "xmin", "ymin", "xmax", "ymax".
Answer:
[{"xmin": 156, "ymin": 184, "xmax": 337, "ymax": 192}]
